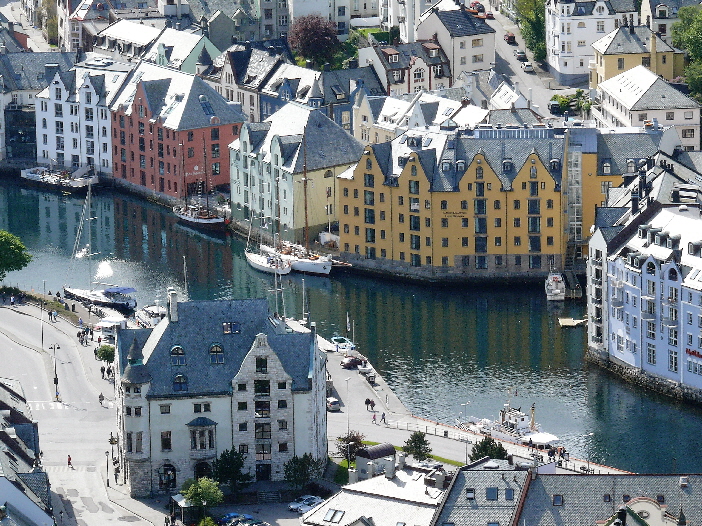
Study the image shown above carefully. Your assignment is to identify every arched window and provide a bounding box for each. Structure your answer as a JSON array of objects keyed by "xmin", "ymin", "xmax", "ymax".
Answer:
[
  {"xmin": 441, "ymin": 200, "xmax": 448, "ymax": 210},
  {"xmin": 324, "ymin": 169, "xmax": 333, "ymax": 178},
  {"xmin": 210, "ymin": 344, "xmax": 224, "ymax": 364},
  {"xmin": 366, "ymin": 158, "xmax": 372, "ymax": 170},
  {"xmin": 42, "ymin": 118, "xmax": 47, "ymax": 129},
  {"xmin": 668, "ymin": 268, "xmax": 678, "ymax": 281},
  {"xmin": 602, "ymin": 162, "xmax": 611, "ymax": 174},
  {"xmin": 476, "ymin": 166, "xmax": 483, "ymax": 179},
  {"xmin": 170, "ymin": 346, "xmax": 185, "ymax": 365},
  {"xmin": 646, "ymin": 262, "xmax": 656, "ymax": 275},
  {"xmin": 173, "ymin": 375, "xmax": 188, "ymax": 391},
  {"xmin": 627, "ymin": 160, "xmax": 636, "ymax": 173},
  {"xmin": 411, "ymin": 165, "xmax": 417, "ymax": 176}
]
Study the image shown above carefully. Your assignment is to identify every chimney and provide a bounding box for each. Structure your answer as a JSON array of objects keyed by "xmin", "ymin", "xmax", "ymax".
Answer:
[
  {"xmin": 168, "ymin": 287, "xmax": 178, "ymax": 322},
  {"xmin": 245, "ymin": 40, "xmax": 251, "ymax": 50},
  {"xmin": 176, "ymin": 0, "xmax": 182, "ymax": 19},
  {"xmin": 324, "ymin": 63, "xmax": 331, "ymax": 71},
  {"xmin": 348, "ymin": 469, "xmax": 359, "ymax": 483},
  {"xmin": 617, "ymin": 507, "xmax": 627, "ymax": 526},
  {"xmin": 306, "ymin": 59, "xmax": 313, "ymax": 69},
  {"xmin": 629, "ymin": 14, "xmax": 634, "ymax": 32},
  {"xmin": 175, "ymin": 22, "xmax": 181, "ymax": 30},
  {"xmin": 631, "ymin": 191, "xmax": 639, "ymax": 214},
  {"xmin": 397, "ymin": 452, "xmax": 406, "ymax": 468},
  {"xmin": 384, "ymin": 457, "xmax": 396, "ymax": 479},
  {"xmin": 367, "ymin": 461, "xmax": 375, "ymax": 478},
  {"xmin": 650, "ymin": 32, "xmax": 657, "ymax": 74}
]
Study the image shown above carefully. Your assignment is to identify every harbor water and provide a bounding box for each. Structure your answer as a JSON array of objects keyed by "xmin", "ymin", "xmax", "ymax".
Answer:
[{"xmin": 1, "ymin": 180, "xmax": 701, "ymax": 474}]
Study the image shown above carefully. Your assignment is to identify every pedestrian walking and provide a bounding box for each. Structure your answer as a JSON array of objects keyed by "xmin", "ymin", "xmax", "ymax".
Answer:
[
  {"xmin": 106, "ymin": 366, "xmax": 112, "ymax": 378},
  {"xmin": 53, "ymin": 310, "xmax": 58, "ymax": 322},
  {"xmin": 114, "ymin": 465, "xmax": 120, "ymax": 484},
  {"xmin": 97, "ymin": 336, "xmax": 102, "ymax": 345},
  {"xmin": 67, "ymin": 455, "xmax": 72, "ymax": 468},
  {"xmin": 370, "ymin": 400, "xmax": 375, "ymax": 411},
  {"xmin": 10, "ymin": 295, "xmax": 15, "ymax": 307},
  {"xmin": 100, "ymin": 365, "xmax": 105, "ymax": 379},
  {"xmin": 365, "ymin": 398, "xmax": 370, "ymax": 410},
  {"xmin": 165, "ymin": 516, "xmax": 170, "ymax": 526},
  {"xmin": 372, "ymin": 413, "xmax": 377, "ymax": 424},
  {"xmin": 78, "ymin": 317, "xmax": 83, "ymax": 328},
  {"xmin": 171, "ymin": 513, "xmax": 176, "ymax": 525},
  {"xmin": 380, "ymin": 412, "xmax": 386, "ymax": 424},
  {"xmin": 98, "ymin": 393, "xmax": 104, "ymax": 406}
]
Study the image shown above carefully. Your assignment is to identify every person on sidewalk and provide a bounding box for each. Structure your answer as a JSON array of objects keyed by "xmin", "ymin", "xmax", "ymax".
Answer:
[
  {"xmin": 380, "ymin": 412, "xmax": 386, "ymax": 424},
  {"xmin": 99, "ymin": 393, "xmax": 104, "ymax": 406},
  {"xmin": 370, "ymin": 400, "xmax": 375, "ymax": 411},
  {"xmin": 372, "ymin": 413, "xmax": 377, "ymax": 424},
  {"xmin": 67, "ymin": 455, "xmax": 72, "ymax": 468},
  {"xmin": 100, "ymin": 365, "xmax": 105, "ymax": 379}
]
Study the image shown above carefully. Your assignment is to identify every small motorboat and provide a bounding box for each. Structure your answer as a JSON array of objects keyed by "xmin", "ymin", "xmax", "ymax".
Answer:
[
  {"xmin": 330, "ymin": 335, "xmax": 355, "ymax": 352},
  {"xmin": 545, "ymin": 272, "xmax": 566, "ymax": 301}
]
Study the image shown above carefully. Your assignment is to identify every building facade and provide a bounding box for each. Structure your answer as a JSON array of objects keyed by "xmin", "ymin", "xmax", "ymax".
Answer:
[
  {"xmin": 115, "ymin": 292, "xmax": 328, "ymax": 497},
  {"xmin": 229, "ymin": 102, "xmax": 364, "ymax": 244},
  {"xmin": 587, "ymin": 154, "xmax": 702, "ymax": 399},
  {"xmin": 337, "ymin": 123, "xmax": 567, "ymax": 280},
  {"xmin": 109, "ymin": 62, "xmax": 245, "ymax": 199},
  {"xmin": 545, "ymin": 0, "xmax": 636, "ymax": 86}
]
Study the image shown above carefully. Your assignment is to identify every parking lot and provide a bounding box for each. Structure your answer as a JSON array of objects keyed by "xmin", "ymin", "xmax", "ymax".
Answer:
[{"xmin": 216, "ymin": 503, "xmax": 302, "ymax": 526}]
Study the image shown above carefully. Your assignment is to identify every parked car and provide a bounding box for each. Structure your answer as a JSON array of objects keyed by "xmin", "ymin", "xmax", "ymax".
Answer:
[
  {"xmin": 289, "ymin": 495, "xmax": 317, "ymax": 512},
  {"xmin": 514, "ymin": 49, "xmax": 527, "ymax": 61},
  {"xmin": 474, "ymin": 3, "xmax": 485, "ymax": 12},
  {"xmin": 504, "ymin": 32, "xmax": 515, "ymax": 44},
  {"xmin": 341, "ymin": 356, "xmax": 363, "ymax": 369},
  {"xmin": 218, "ymin": 514, "xmax": 255, "ymax": 526},
  {"xmin": 485, "ymin": 11, "xmax": 494, "ymax": 18},
  {"xmin": 521, "ymin": 61, "xmax": 534, "ymax": 72},
  {"xmin": 326, "ymin": 397, "xmax": 341, "ymax": 411},
  {"xmin": 297, "ymin": 496, "xmax": 325, "ymax": 514},
  {"xmin": 548, "ymin": 100, "xmax": 563, "ymax": 114}
]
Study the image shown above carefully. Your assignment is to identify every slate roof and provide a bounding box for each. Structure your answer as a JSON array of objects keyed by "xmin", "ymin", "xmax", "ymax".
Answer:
[
  {"xmin": 319, "ymin": 66, "xmax": 385, "ymax": 104},
  {"xmin": 596, "ymin": 130, "xmax": 663, "ymax": 175},
  {"xmin": 110, "ymin": 61, "xmax": 246, "ymax": 130},
  {"xmin": 568, "ymin": 0, "xmax": 636, "ymax": 16},
  {"xmin": 433, "ymin": 8, "xmax": 496, "ymax": 37},
  {"xmin": 233, "ymin": 102, "xmax": 364, "ymax": 173},
  {"xmin": 644, "ymin": 0, "xmax": 698, "ymax": 17},
  {"xmin": 0, "ymin": 52, "xmax": 75, "ymax": 93},
  {"xmin": 143, "ymin": 28, "xmax": 206, "ymax": 68},
  {"xmin": 117, "ymin": 298, "xmax": 316, "ymax": 398},
  {"xmin": 518, "ymin": 474, "xmax": 702, "ymax": 526},
  {"xmin": 434, "ymin": 465, "xmax": 528, "ymax": 526},
  {"xmin": 98, "ymin": 19, "xmax": 162, "ymax": 47},
  {"xmin": 372, "ymin": 41, "xmax": 450, "ymax": 72},
  {"xmin": 595, "ymin": 207, "xmax": 629, "ymax": 227},
  {"xmin": 485, "ymin": 108, "xmax": 543, "ymax": 126},
  {"xmin": 599, "ymin": 66, "xmax": 699, "ymax": 110},
  {"xmin": 592, "ymin": 25, "xmax": 677, "ymax": 55}
]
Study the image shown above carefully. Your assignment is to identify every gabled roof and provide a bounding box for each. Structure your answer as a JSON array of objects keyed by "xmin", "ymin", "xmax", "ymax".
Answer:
[
  {"xmin": 599, "ymin": 65, "xmax": 699, "ymax": 110},
  {"xmin": 596, "ymin": 129, "xmax": 663, "ymax": 175},
  {"xmin": 319, "ymin": 67, "xmax": 386, "ymax": 104},
  {"xmin": 117, "ymin": 298, "xmax": 317, "ymax": 398},
  {"xmin": 0, "ymin": 52, "xmax": 75, "ymax": 93},
  {"xmin": 110, "ymin": 61, "xmax": 245, "ymax": 130},
  {"xmin": 592, "ymin": 25, "xmax": 677, "ymax": 55},
  {"xmin": 432, "ymin": 8, "xmax": 496, "ymax": 37},
  {"xmin": 143, "ymin": 28, "xmax": 207, "ymax": 68},
  {"xmin": 370, "ymin": 41, "xmax": 451, "ymax": 72},
  {"xmin": 97, "ymin": 19, "xmax": 162, "ymax": 46}
]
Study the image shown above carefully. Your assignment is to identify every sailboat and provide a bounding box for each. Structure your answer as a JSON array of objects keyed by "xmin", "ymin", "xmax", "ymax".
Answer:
[
  {"xmin": 63, "ymin": 183, "xmax": 137, "ymax": 313},
  {"xmin": 244, "ymin": 212, "xmax": 292, "ymax": 275},
  {"xmin": 173, "ymin": 138, "xmax": 228, "ymax": 231},
  {"xmin": 260, "ymin": 136, "xmax": 332, "ymax": 276}
]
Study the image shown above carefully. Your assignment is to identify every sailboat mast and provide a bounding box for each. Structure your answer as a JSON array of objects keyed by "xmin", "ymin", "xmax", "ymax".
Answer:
[
  {"xmin": 180, "ymin": 141, "xmax": 187, "ymax": 205},
  {"xmin": 303, "ymin": 135, "xmax": 309, "ymax": 253},
  {"xmin": 87, "ymin": 182, "xmax": 92, "ymax": 290},
  {"xmin": 275, "ymin": 170, "xmax": 281, "ymax": 248},
  {"xmin": 202, "ymin": 135, "xmax": 209, "ymax": 212}
]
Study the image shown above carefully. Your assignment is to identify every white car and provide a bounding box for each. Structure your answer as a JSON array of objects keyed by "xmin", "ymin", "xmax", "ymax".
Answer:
[
  {"xmin": 288, "ymin": 495, "xmax": 317, "ymax": 512},
  {"xmin": 521, "ymin": 62, "xmax": 534, "ymax": 72},
  {"xmin": 297, "ymin": 496, "xmax": 324, "ymax": 514}
]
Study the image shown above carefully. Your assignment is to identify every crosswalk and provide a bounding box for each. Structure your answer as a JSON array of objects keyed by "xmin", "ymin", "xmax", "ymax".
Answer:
[{"xmin": 28, "ymin": 400, "xmax": 115, "ymax": 411}]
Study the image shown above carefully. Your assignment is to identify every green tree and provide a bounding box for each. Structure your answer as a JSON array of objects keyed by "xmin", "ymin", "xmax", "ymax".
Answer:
[
  {"xmin": 96, "ymin": 345, "xmax": 115, "ymax": 363},
  {"xmin": 685, "ymin": 62, "xmax": 702, "ymax": 100},
  {"xmin": 515, "ymin": 0, "xmax": 546, "ymax": 61},
  {"xmin": 469, "ymin": 436, "xmax": 508, "ymax": 461},
  {"xmin": 198, "ymin": 518, "xmax": 218, "ymax": 526},
  {"xmin": 672, "ymin": 5, "xmax": 702, "ymax": 62},
  {"xmin": 402, "ymin": 431, "xmax": 432, "ymax": 461},
  {"xmin": 182, "ymin": 477, "xmax": 223, "ymax": 518},
  {"xmin": 0, "ymin": 231, "xmax": 32, "ymax": 282},
  {"xmin": 288, "ymin": 14, "xmax": 340, "ymax": 66},
  {"xmin": 336, "ymin": 430, "xmax": 365, "ymax": 464},
  {"xmin": 284, "ymin": 453, "xmax": 327, "ymax": 490},
  {"xmin": 40, "ymin": 0, "xmax": 58, "ymax": 44},
  {"xmin": 211, "ymin": 449, "xmax": 253, "ymax": 495}
]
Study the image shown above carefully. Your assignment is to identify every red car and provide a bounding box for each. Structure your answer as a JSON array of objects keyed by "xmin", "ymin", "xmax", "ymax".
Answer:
[{"xmin": 341, "ymin": 356, "xmax": 363, "ymax": 369}]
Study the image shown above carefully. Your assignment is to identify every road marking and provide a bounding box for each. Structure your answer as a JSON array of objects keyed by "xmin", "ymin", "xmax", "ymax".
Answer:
[{"xmin": 28, "ymin": 401, "xmax": 114, "ymax": 410}]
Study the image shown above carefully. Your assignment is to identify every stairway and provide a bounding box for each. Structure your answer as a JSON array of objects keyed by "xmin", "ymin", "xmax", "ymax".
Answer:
[{"xmin": 257, "ymin": 490, "xmax": 281, "ymax": 503}]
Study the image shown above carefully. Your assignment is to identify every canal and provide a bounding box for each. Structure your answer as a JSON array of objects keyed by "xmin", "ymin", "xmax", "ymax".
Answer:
[{"xmin": 1, "ymin": 180, "xmax": 701, "ymax": 473}]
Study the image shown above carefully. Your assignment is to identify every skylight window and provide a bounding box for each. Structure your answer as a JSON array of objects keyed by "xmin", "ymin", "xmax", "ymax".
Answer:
[
  {"xmin": 199, "ymin": 94, "xmax": 214, "ymax": 115},
  {"xmin": 323, "ymin": 510, "xmax": 345, "ymax": 523}
]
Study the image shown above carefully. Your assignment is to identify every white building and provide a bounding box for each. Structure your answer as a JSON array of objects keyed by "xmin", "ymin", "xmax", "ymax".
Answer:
[
  {"xmin": 416, "ymin": 6, "xmax": 495, "ymax": 81},
  {"xmin": 545, "ymin": 0, "xmax": 636, "ymax": 86},
  {"xmin": 640, "ymin": 0, "xmax": 699, "ymax": 44},
  {"xmin": 35, "ymin": 54, "xmax": 133, "ymax": 173},
  {"xmin": 587, "ymin": 154, "xmax": 702, "ymax": 399},
  {"xmin": 115, "ymin": 292, "xmax": 328, "ymax": 497},
  {"xmin": 593, "ymin": 65, "xmax": 700, "ymax": 151}
]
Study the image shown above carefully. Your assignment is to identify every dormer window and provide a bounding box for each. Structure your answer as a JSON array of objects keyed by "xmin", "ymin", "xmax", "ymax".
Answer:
[
  {"xmin": 602, "ymin": 161, "xmax": 611, "ymax": 174},
  {"xmin": 658, "ymin": 8, "xmax": 667, "ymax": 17},
  {"xmin": 210, "ymin": 344, "xmax": 224, "ymax": 364},
  {"xmin": 173, "ymin": 374, "xmax": 188, "ymax": 391},
  {"xmin": 442, "ymin": 161, "xmax": 451, "ymax": 171},
  {"xmin": 503, "ymin": 159, "xmax": 513, "ymax": 172},
  {"xmin": 456, "ymin": 161, "xmax": 465, "ymax": 172},
  {"xmin": 170, "ymin": 346, "xmax": 185, "ymax": 365},
  {"xmin": 627, "ymin": 159, "xmax": 636, "ymax": 173},
  {"xmin": 550, "ymin": 159, "xmax": 560, "ymax": 171}
]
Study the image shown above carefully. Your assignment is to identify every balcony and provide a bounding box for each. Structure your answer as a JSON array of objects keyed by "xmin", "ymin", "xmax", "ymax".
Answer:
[
  {"xmin": 592, "ymin": 296, "xmax": 602, "ymax": 305},
  {"xmin": 641, "ymin": 311, "xmax": 655, "ymax": 320},
  {"xmin": 591, "ymin": 257, "xmax": 602, "ymax": 268},
  {"xmin": 662, "ymin": 316, "xmax": 679, "ymax": 328},
  {"xmin": 611, "ymin": 297, "xmax": 624, "ymax": 308},
  {"xmin": 590, "ymin": 315, "xmax": 602, "ymax": 325},
  {"xmin": 662, "ymin": 296, "xmax": 679, "ymax": 306},
  {"xmin": 189, "ymin": 448, "xmax": 216, "ymax": 461},
  {"xmin": 592, "ymin": 334, "xmax": 603, "ymax": 344},
  {"xmin": 592, "ymin": 277, "xmax": 602, "ymax": 286}
]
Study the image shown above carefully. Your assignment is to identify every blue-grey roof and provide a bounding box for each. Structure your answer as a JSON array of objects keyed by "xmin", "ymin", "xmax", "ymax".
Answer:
[
  {"xmin": 0, "ymin": 52, "xmax": 75, "ymax": 93},
  {"xmin": 117, "ymin": 298, "xmax": 316, "ymax": 398},
  {"xmin": 434, "ymin": 465, "xmax": 528, "ymax": 526},
  {"xmin": 517, "ymin": 474, "xmax": 702, "ymax": 526},
  {"xmin": 367, "ymin": 96, "xmax": 386, "ymax": 120},
  {"xmin": 485, "ymin": 108, "xmax": 543, "ymax": 126},
  {"xmin": 433, "ymin": 8, "xmax": 496, "ymax": 37},
  {"xmin": 374, "ymin": 41, "xmax": 451, "ymax": 72},
  {"xmin": 593, "ymin": 25, "xmax": 677, "ymax": 55},
  {"xmin": 595, "ymin": 207, "xmax": 628, "ymax": 227},
  {"xmin": 187, "ymin": 416, "xmax": 218, "ymax": 426},
  {"xmin": 319, "ymin": 66, "xmax": 386, "ymax": 104},
  {"xmin": 596, "ymin": 131, "xmax": 663, "ymax": 175}
]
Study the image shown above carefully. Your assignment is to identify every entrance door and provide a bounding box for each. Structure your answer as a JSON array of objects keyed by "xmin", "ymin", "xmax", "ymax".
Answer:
[{"xmin": 255, "ymin": 463, "xmax": 271, "ymax": 481}]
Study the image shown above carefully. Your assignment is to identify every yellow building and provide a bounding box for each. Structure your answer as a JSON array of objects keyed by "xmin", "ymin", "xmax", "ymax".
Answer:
[
  {"xmin": 338, "ymin": 122, "xmax": 567, "ymax": 280},
  {"xmin": 590, "ymin": 24, "xmax": 685, "ymax": 89}
]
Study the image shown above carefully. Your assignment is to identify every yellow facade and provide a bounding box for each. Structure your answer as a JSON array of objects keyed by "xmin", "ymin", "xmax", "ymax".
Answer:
[
  {"xmin": 339, "ymin": 146, "xmax": 564, "ymax": 279},
  {"xmin": 590, "ymin": 45, "xmax": 684, "ymax": 89}
]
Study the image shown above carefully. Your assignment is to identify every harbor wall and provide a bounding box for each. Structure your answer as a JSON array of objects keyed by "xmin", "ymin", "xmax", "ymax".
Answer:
[{"xmin": 585, "ymin": 346, "xmax": 702, "ymax": 404}]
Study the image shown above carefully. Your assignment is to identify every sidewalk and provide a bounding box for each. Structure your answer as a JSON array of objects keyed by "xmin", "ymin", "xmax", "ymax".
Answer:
[{"xmin": 0, "ymin": 1, "xmax": 55, "ymax": 51}]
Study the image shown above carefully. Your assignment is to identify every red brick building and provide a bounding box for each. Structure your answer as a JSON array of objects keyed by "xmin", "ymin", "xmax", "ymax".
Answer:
[{"xmin": 110, "ymin": 62, "xmax": 246, "ymax": 199}]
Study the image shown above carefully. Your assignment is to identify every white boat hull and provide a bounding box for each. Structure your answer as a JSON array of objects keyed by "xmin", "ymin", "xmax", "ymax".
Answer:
[
  {"xmin": 545, "ymin": 272, "xmax": 566, "ymax": 301},
  {"xmin": 63, "ymin": 287, "xmax": 137, "ymax": 313},
  {"xmin": 260, "ymin": 244, "xmax": 332, "ymax": 275},
  {"xmin": 173, "ymin": 206, "xmax": 227, "ymax": 231},
  {"xmin": 245, "ymin": 251, "xmax": 292, "ymax": 275}
]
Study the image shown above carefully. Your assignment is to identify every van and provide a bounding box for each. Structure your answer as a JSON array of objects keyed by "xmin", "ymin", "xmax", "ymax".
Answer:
[
  {"xmin": 326, "ymin": 397, "xmax": 341, "ymax": 411},
  {"xmin": 504, "ymin": 32, "xmax": 515, "ymax": 44}
]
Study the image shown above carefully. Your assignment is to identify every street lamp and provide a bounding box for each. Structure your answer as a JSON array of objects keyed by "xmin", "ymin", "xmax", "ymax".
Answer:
[
  {"xmin": 50, "ymin": 344, "xmax": 60, "ymax": 402},
  {"xmin": 105, "ymin": 451, "xmax": 110, "ymax": 487},
  {"xmin": 344, "ymin": 377, "xmax": 351, "ymax": 435},
  {"xmin": 345, "ymin": 376, "xmax": 351, "ymax": 466}
]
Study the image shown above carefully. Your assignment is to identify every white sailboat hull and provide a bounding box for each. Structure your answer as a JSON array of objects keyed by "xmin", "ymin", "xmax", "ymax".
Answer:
[
  {"xmin": 63, "ymin": 287, "xmax": 137, "ymax": 313},
  {"xmin": 173, "ymin": 206, "xmax": 227, "ymax": 230},
  {"xmin": 245, "ymin": 251, "xmax": 292, "ymax": 275},
  {"xmin": 260, "ymin": 244, "xmax": 332, "ymax": 276}
]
